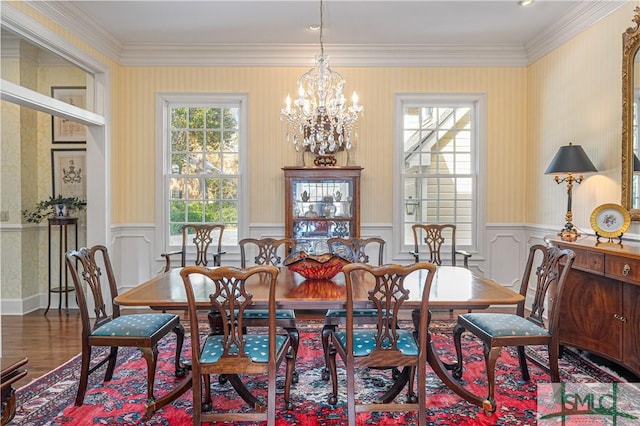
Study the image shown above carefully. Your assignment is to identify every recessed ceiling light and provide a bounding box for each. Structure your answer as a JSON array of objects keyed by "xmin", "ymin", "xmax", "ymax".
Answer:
[
  {"xmin": 308, "ymin": 24, "xmax": 320, "ymax": 31},
  {"xmin": 518, "ymin": 0, "xmax": 534, "ymax": 6}
]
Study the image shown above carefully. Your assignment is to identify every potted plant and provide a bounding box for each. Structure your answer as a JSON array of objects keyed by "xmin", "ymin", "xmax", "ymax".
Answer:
[{"xmin": 21, "ymin": 194, "xmax": 87, "ymax": 223}]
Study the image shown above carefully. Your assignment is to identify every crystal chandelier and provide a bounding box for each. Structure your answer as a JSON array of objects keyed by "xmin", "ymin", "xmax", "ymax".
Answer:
[{"xmin": 281, "ymin": 0, "xmax": 363, "ymax": 166}]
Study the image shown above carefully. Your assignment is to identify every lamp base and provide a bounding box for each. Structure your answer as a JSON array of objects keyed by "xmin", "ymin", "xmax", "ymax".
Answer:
[{"xmin": 558, "ymin": 226, "xmax": 579, "ymax": 242}]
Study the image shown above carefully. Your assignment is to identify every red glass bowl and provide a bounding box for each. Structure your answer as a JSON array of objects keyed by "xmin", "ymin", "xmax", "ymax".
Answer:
[{"xmin": 284, "ymin": 252, "xmax": 349, "ymax": 280}]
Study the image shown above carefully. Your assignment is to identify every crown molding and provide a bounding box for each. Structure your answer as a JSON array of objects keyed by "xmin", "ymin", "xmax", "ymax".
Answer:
[
  {"xmin": 525, "ymin": 1, "xmax": 626, "ymax": 64},
  {"xmin": 26, "ymin": 0, "xmax": 122, "ymax": 63},
  {"xmin": 119, "ymin": 43, "xmax": 528, "ymax": 67},
  {"xmin": 25, "ymin": 1, "xmax": 626, "ymax": 68}
]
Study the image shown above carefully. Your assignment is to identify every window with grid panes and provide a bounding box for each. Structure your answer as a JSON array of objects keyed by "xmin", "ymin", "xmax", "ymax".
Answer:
[
  {"xmin": 165, "ymin": 100, "xmax": 243, "ymax": 249},
  {"xmin": 396, "ymin": 94, "xmax": 484, "ymax": 255}
]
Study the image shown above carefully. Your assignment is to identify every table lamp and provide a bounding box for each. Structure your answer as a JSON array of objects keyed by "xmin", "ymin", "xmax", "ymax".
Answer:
[{"xmin": 545, "ymin": 143, "xmax": 597, "ymax": 241}]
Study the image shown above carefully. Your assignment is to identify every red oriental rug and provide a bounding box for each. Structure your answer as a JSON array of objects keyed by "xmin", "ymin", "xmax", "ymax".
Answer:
[{"xmin": 13, "ymin": 320, "xmax": 626, "ymax": 425}]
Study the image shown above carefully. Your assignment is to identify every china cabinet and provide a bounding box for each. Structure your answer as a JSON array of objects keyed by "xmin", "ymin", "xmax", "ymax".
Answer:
[{"xmin": 283, "ymin": 166, "xmax": 362, "ymax": 253}]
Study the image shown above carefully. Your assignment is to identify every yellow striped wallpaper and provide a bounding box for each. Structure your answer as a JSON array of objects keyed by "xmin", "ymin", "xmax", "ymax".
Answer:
[
  {"xmin": 114, "ymin": 65, "xmax": 528, "ymax": 225},
  {"xmin": 528, "ymin": 2, "xmax": 634, "ymax": 232}
]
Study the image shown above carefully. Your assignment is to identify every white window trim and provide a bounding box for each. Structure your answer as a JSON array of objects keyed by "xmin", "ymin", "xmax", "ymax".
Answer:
[
  {"xmin": 392, "ymin": 93, "xmax": 486, "ymax": 261},
  {"xmin": 155, "ymin": 92, "xmax": 249, "ymax": 261}
]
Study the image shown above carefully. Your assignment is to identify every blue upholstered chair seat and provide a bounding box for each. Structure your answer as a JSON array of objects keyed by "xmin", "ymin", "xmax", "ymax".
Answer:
[
  {"xmin": 91, "ymin": 313, "xmax": 179, "ymax": 337},
  {"xmin": 460, "ymin": 313, "xmax": 549, "ymax": 337},
  {"xmin": 237, "ymin": 309, "xmax": 296, "ymax": 320},
  {"xmin": 335, "ymin": 329, "xmax": 418, "ymax": 357},
  {"xmin": 199, "ymin": 334, "xmax": 288, "ymax": 363},
  {"xmin": 325, "ymin": 308, "xmax": 385, "ymax": 318}
]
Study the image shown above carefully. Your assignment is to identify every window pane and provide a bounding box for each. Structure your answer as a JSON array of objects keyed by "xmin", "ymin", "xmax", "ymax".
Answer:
[
  {"xmin": 206, "ymin": 108, "xmax": 221, "ymax": 129},
  {"xmin": 206, "ymin": 131, "xmax": 222, "ymax": 151},
  {"xmin": 169, "ymin": 178, "xmax": 185, "ymax": 199},
  {"xmin": 187, "ymin": 201, "xmax": 203, "ymax": 222},
  {"xmin": 170, "ymin": 201, "xmax": 185, "ymax": 223},
  {"xmin": 223, "ymin": 153, "xmax": 239, "ymax": 174},
  {"xmin": 171, "ymin": 107, "xmax": 187, "ymax": 128},
  {"xmin": 205, "ymin": 178, "xmax": 220, "ymax": 200},
  {"xmin": 189, "ymin": 107, "xmax": 204, "ymax": 128},
  {"xmin": 222, "ymin": 178, "xmax": 238, "ymax": 200},
  {"xmin": 204, "ymin": 201, "xmax": 221, "ymax": 222},
  {"xmin": 171, "ymin": 154, "xmax": 187, "ymax": 174},
  {"xmin": 205, "ymin": 153, "xmax": 222, "ymax": 173},
  {"xmin": 171, "ymin": 130, "xmax": 187, "ymax": 151},
  {"xmin": 223, "ymin": 131, "xmax": 239, "ymax": 151},
  {"xmin": 189, "ymin": 130, "xmax": 204, "ymax": 152}
]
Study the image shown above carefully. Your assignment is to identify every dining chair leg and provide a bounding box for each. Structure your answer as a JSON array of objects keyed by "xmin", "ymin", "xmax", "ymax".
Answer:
[
  {"xmin": 452, "ymin": 324, "xmax": 465, "ymax": 379},
  {"xmin": 548, "ymin": 343, "xmax": 560, "ymax": 382},
  {"xmin": 320, "ymin": 324, "xmax": 336, "ymax": 381},
  {"xmin": 327, "ymin": 345, "xmax": 338, "ymax": 405},
  {"xmin": 75, "ymin": 346, "xmax": 92, "ymax": 406},
  {"xmin": 516, "ymin": 345, "xmax": 530, "ymax": 381},
  {"xmin": 193, "ymin": 371, "xmax": 203, "ymax": 424},
  {"xmin": 140, "ymin": 346, "xmax": 159, "ymax": 401},
  {"xmin": 104, "ymin": 347, "xmax": 119, "ymax": 381},
  {"xmin": 203, "ymin": 374, "xmax": 212, "ymax": 410},
  {"xmin": 483, "ymin": 345, "xmax": 501, "ymax": 414},
  {"xmin": 173, "ymin": 323, "xmax": 187, "ymax": 377},
  {"xmin": 406, "ymin": 366, "xmax": 417, "ymax": 403},
  {"xmin": 284, "ymin": 351, "xmax": 295, "ymax": 410},
  {"xmin": 285, "ymin": 327, "xmax": 300, "ymax": 383}
]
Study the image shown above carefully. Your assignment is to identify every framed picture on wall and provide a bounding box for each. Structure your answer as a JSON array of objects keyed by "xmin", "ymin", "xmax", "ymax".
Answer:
[
  {"xmin": 51, "ymin": 86, "xmax": 86, "ymax": 143},
  {"xmin": 51, "ymin": 148, "xmax": 86, "ymax": 199}
]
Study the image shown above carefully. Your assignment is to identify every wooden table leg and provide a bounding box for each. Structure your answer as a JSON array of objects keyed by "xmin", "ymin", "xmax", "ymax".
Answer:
[{"xmin": 144, "ymin": 373, "xmax": 193, "ymax": 417}]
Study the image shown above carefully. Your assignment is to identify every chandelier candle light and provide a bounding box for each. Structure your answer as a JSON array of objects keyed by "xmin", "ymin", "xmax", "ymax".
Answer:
[{"xmin": 281, "ymin": 0, "xmax": 363, "ymax": 167}]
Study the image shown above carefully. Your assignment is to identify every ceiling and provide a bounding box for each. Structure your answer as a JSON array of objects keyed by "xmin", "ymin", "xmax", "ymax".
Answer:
[{"xmin": 26, "ymin": 1, "xmax": 629, "ymax": 66}]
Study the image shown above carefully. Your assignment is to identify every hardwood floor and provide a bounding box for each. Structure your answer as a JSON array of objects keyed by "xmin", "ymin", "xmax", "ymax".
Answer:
[{"xmin": 2, "ymin": 309, "xmax": 84, "ymax": 389}]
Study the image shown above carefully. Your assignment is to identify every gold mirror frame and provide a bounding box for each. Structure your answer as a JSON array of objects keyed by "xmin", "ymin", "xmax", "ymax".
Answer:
[{"xmin": 622, "ymin": 7, "xmax": 640, "ymax": 220}]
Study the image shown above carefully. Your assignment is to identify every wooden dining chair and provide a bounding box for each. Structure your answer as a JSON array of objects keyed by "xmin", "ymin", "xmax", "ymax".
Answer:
[
  {"xmin": 327, "ymin": 236, "xmax": 385, "ymax": 265},
  {"xmin": 161, "ymin": 223, "xmax": 225, "ymax": 272},
  {"xmin": 65, "ymin": 245, "xmax": 185, "ymax": 408},
  {"xmin": 320, "ymin": 237, "xmax": 386, "ymax": 381},
  {"xmin": 238, "ymin": 237, "xmax": 300, "ymax": 382},
  {"xmin": 180, "ymin": 265, "xmax": 295, "ymax": 425},
  {"xmin": 326, "ymin": 262, "xmax": 437, "ymax": 426},
  {"xmin": 411, "ymin": 223, "xmax": 471, "ymax": 317},
  {"xmin": 452, "ymin": 243, "xmax": 575, "ymax": 414},
  {"xmin": 411, "ymin": 223, "xmax": 471, "ymax": 267}
]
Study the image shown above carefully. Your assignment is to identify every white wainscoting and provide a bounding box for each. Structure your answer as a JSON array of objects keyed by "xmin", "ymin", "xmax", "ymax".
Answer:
[
  {"xmin": 6, "ymin": 222, "xmax": 629, "ymax": 314},
  {"xmin": 110, "ymin": 223, "xmax": 539, "ymax": 295}
]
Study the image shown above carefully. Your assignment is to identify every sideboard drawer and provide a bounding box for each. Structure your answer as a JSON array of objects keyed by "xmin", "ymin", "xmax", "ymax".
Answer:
[
  {"xmin": 565, "ymin": 247, "xmax": 604, "ymax": 274},
  {"xmin": 605, "ymin": 256, "xmax": 640, "ymax": 285}
]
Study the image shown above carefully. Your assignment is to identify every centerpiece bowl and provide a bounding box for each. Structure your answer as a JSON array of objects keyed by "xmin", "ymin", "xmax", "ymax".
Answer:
[{"xmin": 284, "ymin": 251, "xmax": 349, "ymax": 280}]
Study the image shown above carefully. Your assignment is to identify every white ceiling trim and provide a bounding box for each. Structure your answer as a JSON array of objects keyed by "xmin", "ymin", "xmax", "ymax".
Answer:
[
  {"xmin": 119, "ymin": 43, "xmax": 529, "ymax": 67},
  {"xmin": 525, "ymin": 1, "xmax": 625, "ymax": 64},
  {"xmin": 27, "ymin": 1, "xmax": 625, "ymax": 68}
]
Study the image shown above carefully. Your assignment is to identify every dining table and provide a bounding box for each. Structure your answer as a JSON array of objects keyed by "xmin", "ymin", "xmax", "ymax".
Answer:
[{"xmin": 114, "ymin": 265, "xmax": 524, "ymax": 415}]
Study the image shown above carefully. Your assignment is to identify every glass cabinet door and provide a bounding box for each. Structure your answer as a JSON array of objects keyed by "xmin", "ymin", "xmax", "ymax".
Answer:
[{"xmin": 283, "ymin": 166, "xmax": 362, "ymax": 253}]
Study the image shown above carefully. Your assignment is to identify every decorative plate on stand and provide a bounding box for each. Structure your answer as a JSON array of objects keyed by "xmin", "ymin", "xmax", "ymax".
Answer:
[{"xmin": 590, "ymin": 203, "xmax": 630, "ymax": 241}]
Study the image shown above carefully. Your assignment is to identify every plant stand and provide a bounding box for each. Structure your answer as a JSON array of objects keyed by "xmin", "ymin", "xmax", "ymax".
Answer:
[{"xmin": 45, "ymin": 217, "xmax": 78, "ymax": 315}]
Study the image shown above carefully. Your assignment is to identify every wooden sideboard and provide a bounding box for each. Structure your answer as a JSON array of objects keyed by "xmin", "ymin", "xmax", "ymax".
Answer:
[{"xmin": 547, "ymin": 236, "xmax": 640, "ymax": 377}]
